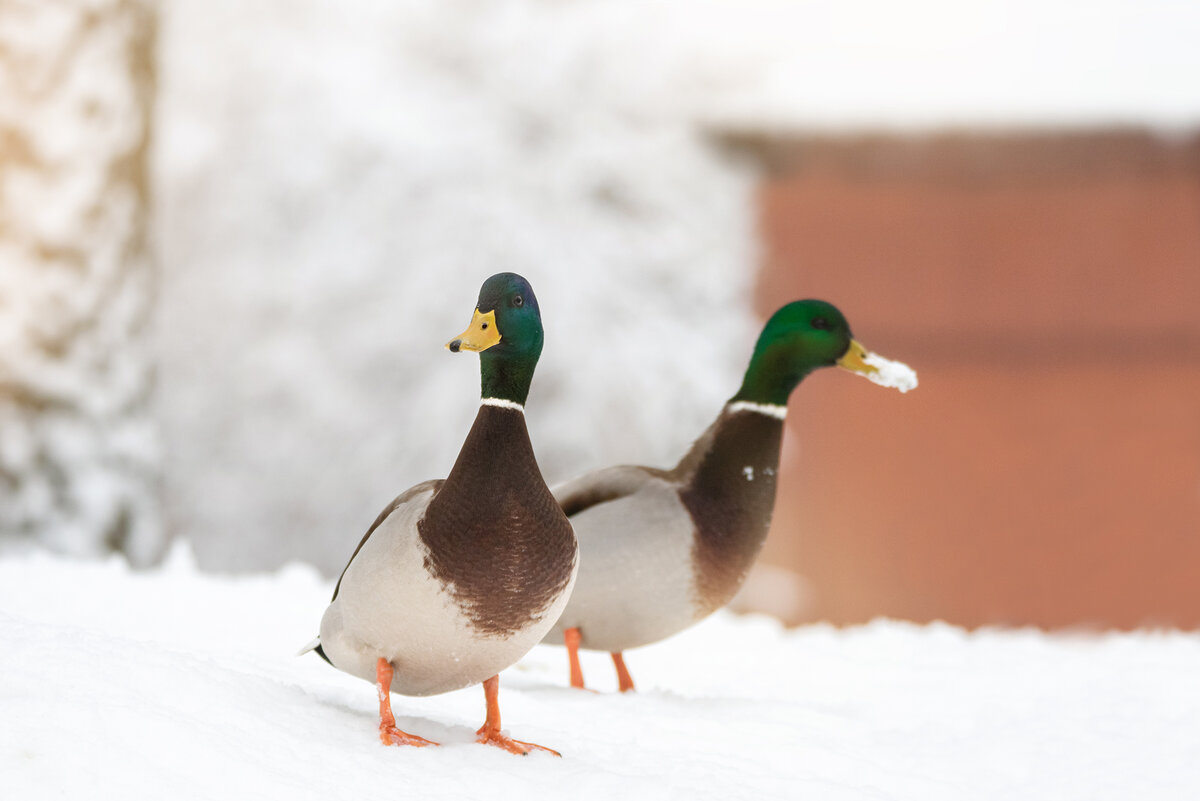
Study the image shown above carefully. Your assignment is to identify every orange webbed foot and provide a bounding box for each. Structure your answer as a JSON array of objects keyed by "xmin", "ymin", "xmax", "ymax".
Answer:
[
  {"xmin": 376, "ymin": 657, "xmax": 439, "ymax": 748},
  {"xmin": 476, "ymin": 674, "xmax": 561, "ymax": 756},
  {"xmin": 475, "ymin": 725, "xmax": 560, "ymax": 757},
  {"xmin": 380, "ymin": 723, "xmax": 439, "ymax": 748}
]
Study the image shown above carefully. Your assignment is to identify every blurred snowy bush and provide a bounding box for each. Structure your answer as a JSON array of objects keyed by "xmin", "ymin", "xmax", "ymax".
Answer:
[
  {"xmin": 0, "ymin": 0, "xmax": 160, "ymax": 564},
  {"xmin": 153, "ymin": 0, "xmax": 770, "ymax": 572}
]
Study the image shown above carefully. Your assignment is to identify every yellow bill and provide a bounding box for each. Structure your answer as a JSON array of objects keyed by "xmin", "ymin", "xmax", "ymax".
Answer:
[
  {"xmin": 446, "ymin": 309, "xmax": 501, "ymax": 353},
  {"xmin": 836, "ymin": 339, "xmax": 918, "ymax": 393}
]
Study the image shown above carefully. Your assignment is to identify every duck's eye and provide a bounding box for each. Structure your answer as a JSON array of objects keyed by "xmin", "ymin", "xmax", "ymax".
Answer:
[
  {"xmin": 481, "ymin": 322, "xmax": 489, "ymax": 330},
  {"xmin": 812, "ymin": 317, "xmax": 830, "ymax": 330},
  {"xmin": 513, "ymin": 295, "xmax": 524, "ymax": 307}
]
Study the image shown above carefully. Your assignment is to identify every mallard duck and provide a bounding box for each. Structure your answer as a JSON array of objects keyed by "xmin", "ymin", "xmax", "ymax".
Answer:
[
  {"xmin": 303, "ymin": 272, "xmax": 577, "ymax": 754},
  {"xmin": 542, "ymin": 299, "xmax": 916, "ymax": 691}
]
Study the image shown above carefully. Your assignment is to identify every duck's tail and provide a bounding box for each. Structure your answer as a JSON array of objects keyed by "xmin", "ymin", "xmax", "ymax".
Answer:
[{"xmin": 297, "ymin": 636, "xmax": 332, "ymax": 665}]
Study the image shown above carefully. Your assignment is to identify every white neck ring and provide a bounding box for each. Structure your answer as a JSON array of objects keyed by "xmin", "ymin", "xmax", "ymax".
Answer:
[
  {"xmin": 727, "ymin": 400, "xmax": 787, "ymax": 420},
  {"xmin": 481, "ymin": 397, "xmax": 525, "ymax": 413}
]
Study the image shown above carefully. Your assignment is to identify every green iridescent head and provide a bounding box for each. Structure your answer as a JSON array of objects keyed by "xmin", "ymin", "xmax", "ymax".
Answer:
[
  {"xmin": 731, "ymin": 299, "xmax": 891, "ymax": 406},
  {"xmin": 446, "ymin": 272, "xmax": 544, "ymax": 405}
]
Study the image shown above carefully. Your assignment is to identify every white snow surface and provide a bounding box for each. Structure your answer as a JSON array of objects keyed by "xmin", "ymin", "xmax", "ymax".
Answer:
[{"xmin": 4, "ymin": 547, "xmax": 1198, "ymax": 800}]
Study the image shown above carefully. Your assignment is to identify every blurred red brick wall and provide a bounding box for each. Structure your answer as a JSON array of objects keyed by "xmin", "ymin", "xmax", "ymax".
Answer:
[{"xmin": 747, "ymin": 131, "xmax": 1200, "ymax": 630}]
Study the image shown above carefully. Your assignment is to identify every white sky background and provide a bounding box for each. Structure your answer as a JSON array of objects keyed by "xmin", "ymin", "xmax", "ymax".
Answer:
[{"xmin": 657, "ymin": 0, "xmax": 1200, "ymax": 130}]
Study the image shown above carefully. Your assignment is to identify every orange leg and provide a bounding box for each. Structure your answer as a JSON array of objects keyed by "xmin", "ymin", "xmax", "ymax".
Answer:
[
  {"xmin": 564, "ymin": 627, "xmax": 586, "ymax": 689},
  {"xmin": 475, "ymin": 675, "xmax": 560, "ymax": 757},
  {"xmin": 376, "ymin": 658, "xmax": 438, "ymax": 747},
  {"xmin": 611, "ymin": 651, "xmax": 636, "ymax": 693}
]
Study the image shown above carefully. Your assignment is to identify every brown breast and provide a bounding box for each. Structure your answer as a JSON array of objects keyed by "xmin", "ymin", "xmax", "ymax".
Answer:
[
  {"xmin": 675, "ymin": 408, "xmax": 784, "ymax": 615},
  {"xmin": 418, "ymin": 405, "xmax": 577, "ymax": 637}
]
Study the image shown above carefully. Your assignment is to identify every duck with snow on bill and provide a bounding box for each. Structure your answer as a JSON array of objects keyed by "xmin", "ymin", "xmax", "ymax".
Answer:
[
  {"xmin": 542, "ymin": 299, "xmax": 916, "ymax": 692},
  {"xmin": 302, "ymin": 272, "xmax": 577, "ymax": 755}
]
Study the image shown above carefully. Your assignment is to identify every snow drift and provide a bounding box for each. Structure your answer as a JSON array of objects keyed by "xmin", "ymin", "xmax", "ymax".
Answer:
[{"xmin": 3, "ymin": 547, "xmax": 1198, "ymax": 800}]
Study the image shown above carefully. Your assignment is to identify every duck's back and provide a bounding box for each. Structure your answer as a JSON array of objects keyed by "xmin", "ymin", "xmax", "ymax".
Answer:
[{"xmin": 544, "ymin": 465, "xmax": 700, "ymax": 652}]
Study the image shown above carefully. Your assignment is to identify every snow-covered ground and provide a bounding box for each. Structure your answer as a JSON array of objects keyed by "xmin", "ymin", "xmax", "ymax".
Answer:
[{"xmin": 4, "ymin": 547, "xmax": 1197, "ymax": 800}]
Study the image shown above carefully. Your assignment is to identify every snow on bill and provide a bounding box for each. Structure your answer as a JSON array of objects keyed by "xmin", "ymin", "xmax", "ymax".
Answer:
[{"xmin": 863, "ymin": 351, "xmax": 919, "ymax": 393}]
